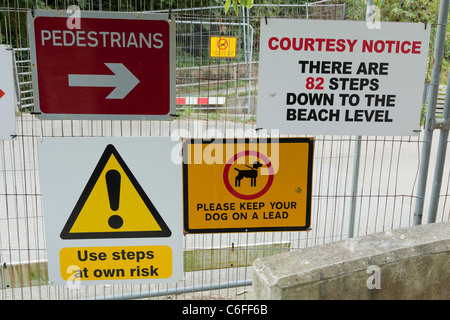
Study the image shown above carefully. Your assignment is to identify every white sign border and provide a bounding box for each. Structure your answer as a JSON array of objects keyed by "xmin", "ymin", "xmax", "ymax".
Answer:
[
  {"xmin": 0, "ymin": 45, "xmax": 16, "ymax": 140},
  {"xmin": 39, "ymin": 137, "xmax": 183, "ymax": 286},
  {"xmin": 28, "ymin": 10, "xmax": 176, "ymax": 121},
  {"xmin": 256, "ymin": 19, "xmax": 431, "ymax": 136}
]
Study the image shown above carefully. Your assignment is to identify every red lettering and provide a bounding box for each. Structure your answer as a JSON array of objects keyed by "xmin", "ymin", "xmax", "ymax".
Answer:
[
  {"xmin": 362, "ymin": 39, "xmax": 421, "ymax": 54},
  {"xmin": 268, "ymin": 37, "xmax": 279, "ymax": 50},
  {"xmin": 336, "ymin": 39, "xmax": 346, "ymax": 52},
  {"xmin": 346, "ymin": 39, "xmax": 358, "ymax": 52},
  {"xmin": 267, "ymin": 37, "xmax": 361, "ymax": 52},
  {"xmin": 395, "ymin": 41, "xmax": 401, "ymax": 53},
  {"xmin": 316, "ymin": 38, "xmax": 326, "ymax": 51},
  {"xmin": 362, "ymin": 40, "xmax": 373, "ymax": 52},
  {"xmin": 292, "ymin": 38, "xmax": 303, "ymax": 51},
  {"xmin": 305, "ymin": 38, "xmax": 315, "ymax": 51},
  {"xmin": 268, "ymin": 38, "xmax": 420, "ymax": 54},
  {"xmin": 401, "ymin": 41, "xmax": 411, "ymax": 54},
  {"xmin": 325, "ymin": 38, "xmax": 335, "ymax": 51},
  {"xmin": 374, "ymin": 40, "xmax": 384, "ymax": 53},
  {"xmin": 280, "ymin": 37, "xmax": 291, "ymax": 50},
  {"xmin": 385, "ymin": 40, "xmax": 396, "ymax": 52},
  {"xmin": 412, "ymin": 41, "xmax": 421, "ymax": 54}
]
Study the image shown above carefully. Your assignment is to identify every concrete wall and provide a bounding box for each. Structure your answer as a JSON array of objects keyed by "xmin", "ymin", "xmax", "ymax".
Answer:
[{"xmin": 252, "ymin": 222, "xmax": 450, "ymax": 299}]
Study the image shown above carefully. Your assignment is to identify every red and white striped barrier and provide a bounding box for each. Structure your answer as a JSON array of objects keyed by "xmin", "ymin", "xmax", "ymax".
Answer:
[{"xmin": 176, "ymin": 97, "xmax": 226, "ymax": 105}]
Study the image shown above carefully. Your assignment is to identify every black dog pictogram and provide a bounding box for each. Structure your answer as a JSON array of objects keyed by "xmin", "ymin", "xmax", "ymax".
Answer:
[{"xmin": 234, "ymin": 161, "xmax": 263, "ymax": 187}]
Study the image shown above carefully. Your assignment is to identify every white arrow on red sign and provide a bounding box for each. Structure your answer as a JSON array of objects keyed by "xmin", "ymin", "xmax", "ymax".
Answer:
[{"xmin": 68, "ymin": 63, "xmax": 140, "ymax": 99}]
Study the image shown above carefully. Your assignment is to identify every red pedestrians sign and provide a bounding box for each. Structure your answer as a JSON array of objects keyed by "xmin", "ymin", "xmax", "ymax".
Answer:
[{"xmin": 28, "ymin": 10, "xmax": 175, "ymax": 120}]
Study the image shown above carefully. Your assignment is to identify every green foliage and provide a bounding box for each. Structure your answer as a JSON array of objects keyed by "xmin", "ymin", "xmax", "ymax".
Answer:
[
  {"xmin": 340, "ymin": 0, "xmax": 438, "ymax": 23},
  {"xmin": 385, "ymin": 0, "xmax": 437, "ymax": 22},
  {"xmin": 225, "ymin": 0, "xmax": 254, "ymax": 15}
]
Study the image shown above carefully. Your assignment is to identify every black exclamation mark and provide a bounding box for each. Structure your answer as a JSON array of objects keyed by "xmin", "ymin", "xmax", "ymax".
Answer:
[{"xmin": 106, "ymin": 169, "xmax": 123, "ymax": 229}]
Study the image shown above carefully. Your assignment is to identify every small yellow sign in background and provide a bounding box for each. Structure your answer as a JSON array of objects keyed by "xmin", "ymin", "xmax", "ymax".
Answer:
[{"xmin": 210, "ymin": 36, "xmax": 237, "ymax": 58}]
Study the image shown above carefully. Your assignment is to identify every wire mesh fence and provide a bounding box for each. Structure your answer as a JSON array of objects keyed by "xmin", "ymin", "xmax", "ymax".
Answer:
[{"xmin": 0, "ymin": 0, "xmax": 449, "ymax": 300}]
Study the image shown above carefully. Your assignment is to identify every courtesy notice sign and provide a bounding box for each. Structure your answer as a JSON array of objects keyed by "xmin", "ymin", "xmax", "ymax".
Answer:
[{"xmin": 256, "ymin": 19, "xmax": 430, "ymax": 136}]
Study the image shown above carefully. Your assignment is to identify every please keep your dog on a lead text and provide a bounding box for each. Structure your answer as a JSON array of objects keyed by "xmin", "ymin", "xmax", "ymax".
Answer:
[{"xmin": 197, "ymin": 201, "xmax": 296, "ymax": 221}]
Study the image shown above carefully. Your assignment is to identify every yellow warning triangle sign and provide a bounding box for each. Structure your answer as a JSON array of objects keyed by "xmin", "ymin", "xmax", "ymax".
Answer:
[{"xmin": 60, "ymin": 144, "xmax": 171, "ymax": 239}]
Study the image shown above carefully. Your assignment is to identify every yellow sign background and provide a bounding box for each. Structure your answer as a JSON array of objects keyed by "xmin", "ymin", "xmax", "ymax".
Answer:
[
  {"xmin": 210, "ymin": 36, "xmax": 237, "ymax": 58},
  {"xmin": 60, "ymin": 245, "xmax": 172, "ymax": 281},
  {"xmin": 183, "ymin": 138, "xmax": 314, "ymax": 233}
]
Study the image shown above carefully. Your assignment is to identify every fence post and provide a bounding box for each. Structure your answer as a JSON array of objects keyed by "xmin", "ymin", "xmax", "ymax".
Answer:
[
  {"xmin": 348, "ymin": 135, "xmax": 362, "ymax": 238},
  {"xmin": 413, "ymin": 0, "xmax": 449, "ymax": 225},
  {"xmin": 348, "ymin": 0, "xmax": 375, "ymax": 238},
  {"xmin": 427, "ymin": 75, "xmax": 450, "ymax": 223}
]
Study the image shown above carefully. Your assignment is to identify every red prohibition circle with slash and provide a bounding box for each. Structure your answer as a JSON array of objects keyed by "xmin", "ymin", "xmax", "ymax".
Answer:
[{"xmin": 223, "ymin": 150, "xmax": 274, "ymax": 200}]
